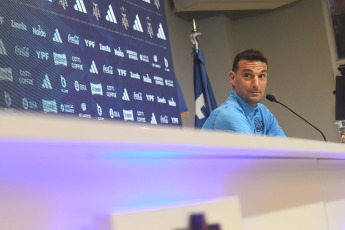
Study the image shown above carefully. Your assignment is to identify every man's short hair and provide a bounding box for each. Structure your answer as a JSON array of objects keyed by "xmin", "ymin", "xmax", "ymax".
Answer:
[{"xmin": 232, "ymin": 49, "xmax": 268, "ymax": 72}]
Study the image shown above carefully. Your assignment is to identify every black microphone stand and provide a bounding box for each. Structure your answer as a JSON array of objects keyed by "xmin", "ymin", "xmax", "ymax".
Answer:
[{"xmin": 266, "ymin": 94, "xmax": 327, "ymax": 142}]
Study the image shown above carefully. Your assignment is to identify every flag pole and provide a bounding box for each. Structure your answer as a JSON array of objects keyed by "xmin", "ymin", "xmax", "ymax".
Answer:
[{"xmin": 190, "ymin": 18, "xmax": 201, "ymax": 52}]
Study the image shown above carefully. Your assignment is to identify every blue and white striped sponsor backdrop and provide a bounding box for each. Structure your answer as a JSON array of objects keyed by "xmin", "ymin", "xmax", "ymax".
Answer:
[{"xmin": 0, "ymin": 0, "xmax": 181, "ymax": 126}]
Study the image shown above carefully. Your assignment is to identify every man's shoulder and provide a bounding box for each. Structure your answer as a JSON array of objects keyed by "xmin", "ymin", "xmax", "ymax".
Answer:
[{"xmin": 213, "ymin": 97, "xmax": 243, "ymax": 115}]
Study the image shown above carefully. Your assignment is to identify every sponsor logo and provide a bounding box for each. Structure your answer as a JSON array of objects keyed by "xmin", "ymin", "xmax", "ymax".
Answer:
[
  {"xmin": 0, "ymin": 17, "xmax": 4, "ymax": 25},
  {"xmin": 19, "ymin": 70, "xmax": 33, "ymax": 85},
  {"xmin": 90, "ymin": 83, "xmax": 103, "ymax": 96},
  {"xmin": 97, "ymin": 104, "xmax": 103, "ymax": 119},
  {"xmin": 109, "ymin": 108, "xmax": 114, "ymax": 118},
  {"xmin": 157, "ymin": 23, "xmax": 166, "ymax": 40},
  {"xmin": 79, "ymin": 103, "xmax": 91, "ymax": 118},
  {"xmin": 53, "ymin": 28, "xmax": 63, "ymax": 43},
  {"xmin": 139, "ymin": 54, "xmax": 149, "ymax": 62},
  {"xmin": 0, "ymin": 67, "xmax": 13, "ymax": 82},
  {"xmin": 61, "ymin": 75, "xmax": 68, "ymax": 93},
  {"xmin": 42, "ymin": 99, "xmax": 57, "ymax": 113},
  {"xmin": 114, "ymin": 47, "xmax": 124, "ymax": 57},
  {"xmin": 71, "ymin": 56, "xmax": 83, "ymax": 70},
  {"xmin": 81, "ymin": 103, "xmax": 87, "ymax": 111},
  {"xmin": 0, "ymin": 40, "xmax": 7, "ymax": 55},
  {"xmin": 4, "ymin": 91, "xmax": 11, "ymax": 107},
  {"xmin": 157, "ymin": 96, "xmax": 166, "ymax": 104},
  {"xmin": 133, "ymin": 14, "xmax": 143, "ymax": 32},
  {"xmin": 74, "ymin": 0, "xmax": 87, "ymax": 13},
  {"xmin": 85, "ymin": 39, "xmax": 96, "ymax": 48},
  {"xmin": 117, "ymin": 68, "xmax": 127, "ymax": 77},
  {"xmin": 171, "ymin": 117, "xmax": 179, "ymax": 124},
  {"xmin": 121, "ymin": 7, "xmax": 129, "ymax": 30},
  {"xmin": 109, "ymin": 108, "xmax": 120, "ymax": 118},
  {"xmin": 106, "ymin": 85, "xmax": 117, "ymax": 98},
  {"xmin": 36, "ymin": 50, "xmax": 49, "ymax": 60},
  {"xmin": 123, "ymin": 109, "xmax": 134, "ymax": 121},
  {"xmin": 168, "ymin": 98, "xmax": 176, "ymax": 107},
  {"xmin": 143, "ymin": 74, "xmax": 152, "ymax": 83},
  {"xmin": 143, "ymin": 74, "xmax": 152, "ymax": 84},
  {"xmin": 130, "ymin": 72, "xmax": 140, "ymax": 80},
  {"xmin": 32, "ymin": 25, "xmax": 46, "ymax": 37},
  {"xmin": 165, "ymin": 79, "xmax": 174, "ymax": 87},
  {"xmin": 103, "ymin": 65, "xmax": 113, "ymax": 74},
  {"xmin": 61, "ymin": 104, "xmax": 75, "ymax": 113},
  {"xmin": 151, "ymin": 113, "xmax": 157, "ymax": 124},
  {"xmin": 90, "ymin": 60, "xmax": 98, "ymax": 74},
  {"xmin": 154, "ymin": 76, "xmax": 164, "ymax": 85},
  {"xmin": 11, "ymin": 20, "xmax": 27, "ymax": 30},
  {"xmin": 122, "ymin": 88, "xmax": 130, "ymax": 101},
  {"xmin": 146, "ymin": 17, "xmax": 154, "ymax": 38},
  {"xmin": 127, "ymin": 50, "xmax": 138, "ymax": 60},
  {"xmin": 154, "ymin": 0, "xmax": 161, "ymax": 9},
  {"xmin": 137, "ymin": 110, "xmax": 146, "ymax": 123},
  {"xmin": 22, "ymin": 97, "xmax": 38, "ymax": 110},
  {"xmin": 59, "ymin": 0, "xmax": 68, "ymax": 10},
  {"xmin": 142, "ymin": 0, "xmax": 150, "ymax": 3},
  {"xmin": 15, "ymin": 45, "xmax": 29, "ymax": 57},
  {"xmin": 93, "ymin": 2, "xmax": 101, "ymax": 21},
  {"xmin": 61, "ymin": 75, "xmax": 66, "ymax": 88},
  {"xmin": 68, "ymin": 34, "xmax": 80, "ymax": 45},
  {"xmin": 152, "ymin": 55, "xmax": 161, "ymax": 68},
  {"xmin": 106, "ymin": 5, "xmax": 117, "ymax": 23},
  {"xmin": 53, "ymin": 52, "xmax": 68, "ymax": 66},
  {"xmin": 42, "ymin": 74, "xmax": 52, "ymax": 89},
  {"xmin": 164, "ymin": 57, "xmax": 170, "ymax": 71},
  {"xmin": 74, "ymin": 81, "xmax": 87, "ymax": 91},
  {"xmin": 99, "ymin": 43, "xmax": 111, "ymax": 52},
  {"xmin": 133, "ymin": 91, "xmax": 142, "ymax": 101},
  {"xmin": 146, "ymin": 94, "xmax": 154, "ymax": 102},
  {"xmin": 160, "ymin": 115, "xmax": 169, "ymax": 124}
]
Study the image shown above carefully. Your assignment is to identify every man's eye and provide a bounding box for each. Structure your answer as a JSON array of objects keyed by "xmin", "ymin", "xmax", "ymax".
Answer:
[
  {"xmin": 259, "ymin": 75, "xmax": 266, "ymax": 79},
  {"xmin": 244, "ymin": 74, "xmax": 251, "ymax": 78}
]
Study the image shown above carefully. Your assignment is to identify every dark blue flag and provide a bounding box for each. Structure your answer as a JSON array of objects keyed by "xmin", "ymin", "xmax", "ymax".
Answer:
[{"xmin": 193, "ymin": 49, "xmax": 217, "ymax": 128}]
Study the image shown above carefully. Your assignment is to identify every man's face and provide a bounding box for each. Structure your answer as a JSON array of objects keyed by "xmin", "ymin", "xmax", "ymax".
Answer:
[{"xmin": 230, "ymin": 59, "xmax": 267, "ymax": 107}]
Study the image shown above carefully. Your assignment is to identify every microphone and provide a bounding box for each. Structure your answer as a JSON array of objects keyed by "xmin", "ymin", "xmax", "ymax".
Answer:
[{"xmin": 266, "ymin": 94, "xmax": 327, "ymax": 142}]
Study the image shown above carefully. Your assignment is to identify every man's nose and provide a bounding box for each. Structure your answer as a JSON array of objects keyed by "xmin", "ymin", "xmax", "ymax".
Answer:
[{"xmin": 251, "ymin": 76, "xmax": 259, "ymax": 89}]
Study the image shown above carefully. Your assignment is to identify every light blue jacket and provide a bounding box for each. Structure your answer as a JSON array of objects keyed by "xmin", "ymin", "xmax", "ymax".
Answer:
[{"xmin": 202, "ymin": 90, "xmax": 286, "ymax": 137}]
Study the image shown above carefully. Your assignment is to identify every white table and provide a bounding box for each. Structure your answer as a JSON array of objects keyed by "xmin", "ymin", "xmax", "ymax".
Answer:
[{"xmin": 0, "ymin": 112, "xmax": 344, "ymax": 230}]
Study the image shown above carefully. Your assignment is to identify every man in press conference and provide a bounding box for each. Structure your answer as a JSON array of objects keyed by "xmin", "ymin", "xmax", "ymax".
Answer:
[{"xmin": 202, "ymin": 49, "xmax": 286, "ymax": 137}]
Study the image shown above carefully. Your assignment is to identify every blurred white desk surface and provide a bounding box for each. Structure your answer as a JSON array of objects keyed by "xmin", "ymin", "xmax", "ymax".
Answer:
[
  {"xmin": 0, "ymin": 112, "xmax": 343, "ymax": 159},
  {"xmin": 0, "ymin": 112, "xmax": 345, "ymax": 230}
]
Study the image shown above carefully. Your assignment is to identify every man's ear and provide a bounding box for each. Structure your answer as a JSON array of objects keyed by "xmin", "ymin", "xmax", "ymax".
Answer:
[{"xmin": 230, "ymin": 71, "xmax": 235, "ymax": 85}]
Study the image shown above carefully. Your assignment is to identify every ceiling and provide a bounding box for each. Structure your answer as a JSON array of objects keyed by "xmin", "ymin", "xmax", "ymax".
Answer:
[{"xmin": 172, "ymin": 0, "xmax": 298, "ymax": 12}]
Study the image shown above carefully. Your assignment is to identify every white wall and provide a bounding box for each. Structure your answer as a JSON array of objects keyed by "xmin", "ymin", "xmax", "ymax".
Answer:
[{"xmin": 165, "ymin": 0, "xmax": 340, "ymax": 142}]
